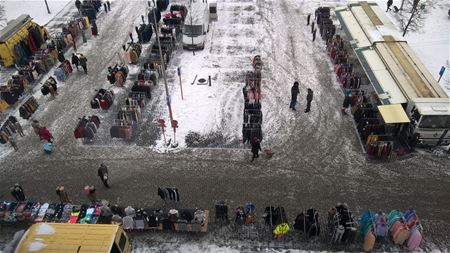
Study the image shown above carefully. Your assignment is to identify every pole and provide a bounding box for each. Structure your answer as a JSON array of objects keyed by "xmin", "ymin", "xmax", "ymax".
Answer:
[
  {"xmin": 177, "ymin": 67, "xmax": 184, "ymax": 100},
  {"xmin": 152, "ymin": 7, "xmax": 174, "ymax": 122},
  {"xmin": 402, "ymin": 4, "xmax": 417, "ymax": 37},
  {"xmin": 44, "ymin": 0, "xmax": 51, "ymax": 14},
  {"xmin": 162, "ymin": 127, "xmax": 166, "ymax": 145},
  {"xmin": 400, "ymin": 0, "xmax": 405, "ymax": 10}
]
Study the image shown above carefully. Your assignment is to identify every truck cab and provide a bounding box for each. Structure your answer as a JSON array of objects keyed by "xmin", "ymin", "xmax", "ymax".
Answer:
[
  {"xmin": 182, "ymin": 1, "xmax": 209, "ymax": 50},
  {"xmin": 408, "ymin": 98, "xmax": 450, "ymax": 146}
]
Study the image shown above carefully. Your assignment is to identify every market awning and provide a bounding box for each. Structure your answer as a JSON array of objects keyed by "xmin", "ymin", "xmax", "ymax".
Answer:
[{"xmin": 377, "ymin": 104, "xmax": 410, "ymax": 124}]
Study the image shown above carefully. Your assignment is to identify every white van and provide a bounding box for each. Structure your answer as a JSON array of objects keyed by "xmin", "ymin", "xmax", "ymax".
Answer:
[
  {"xmin": 182, "ymin": 1, "xmax": 209, "ymax": 50},
  {"xmin": 209, "ymin": 0, "xmax": 218, "ymax": 20}
]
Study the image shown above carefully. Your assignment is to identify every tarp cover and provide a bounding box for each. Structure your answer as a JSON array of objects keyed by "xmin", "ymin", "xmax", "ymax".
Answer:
[{"xmin": 378, "ymin": 104, "xmax": 410, "ymax": 124}]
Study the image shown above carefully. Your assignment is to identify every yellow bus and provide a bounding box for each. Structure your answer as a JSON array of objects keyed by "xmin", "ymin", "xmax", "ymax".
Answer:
[{"xmin": 14, "ymin": 223, "xmax": 131, "ymax": 253}]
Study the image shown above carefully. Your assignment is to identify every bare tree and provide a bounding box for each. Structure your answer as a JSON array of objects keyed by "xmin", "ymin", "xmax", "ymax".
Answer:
[{"xmin": 0, "ymin": 2, "xmax": 7, "ymax": 29}]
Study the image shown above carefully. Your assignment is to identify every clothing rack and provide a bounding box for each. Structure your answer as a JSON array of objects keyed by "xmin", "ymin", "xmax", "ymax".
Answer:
[
  {"xmin": 110, "ymin": 119, "xmax": 137, "ymax": 140},
  {"xmin": 118, "ymin": 105, "xmax": 142, "ymax": 123},
  {"xmin": 73, "ymin": 115, "xmax": 100, "ymax": 140},
  {"xmin": 19, "ymin": 96, "xmax": 38, "ymax": 119},
  {"xmin": 0, "ymin": 118, "xmax": 17, "ymax": 144}
]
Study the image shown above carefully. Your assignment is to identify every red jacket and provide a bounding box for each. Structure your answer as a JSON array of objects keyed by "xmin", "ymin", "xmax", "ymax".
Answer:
[{"xmin": 39, "ymin": 128, "xmax": 53, "ymax": 142}]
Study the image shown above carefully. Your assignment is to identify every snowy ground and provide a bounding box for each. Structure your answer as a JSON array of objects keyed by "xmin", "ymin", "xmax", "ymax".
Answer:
[
  {"xmin": 0, "ymin": 0, "xmax": 70, "ymax": 28},
  {"xmin": 0, "ymin": 0, "xmax": 450, "ymax": 252}
]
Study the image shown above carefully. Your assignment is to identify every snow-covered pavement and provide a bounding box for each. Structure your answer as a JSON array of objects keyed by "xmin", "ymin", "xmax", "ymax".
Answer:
[{"xmin": 0, "ymin": 0, "xmax": 450, "ymax": 252}]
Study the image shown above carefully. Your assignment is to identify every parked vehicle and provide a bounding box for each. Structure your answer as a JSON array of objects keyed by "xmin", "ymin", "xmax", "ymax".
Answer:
[
  {"xmin": 182, "ymin": 1, "xmax": 209, "ymax": 50},
  {"xmin": 14, "ymin": 223, "xmax": 131, "ymax": 253}
]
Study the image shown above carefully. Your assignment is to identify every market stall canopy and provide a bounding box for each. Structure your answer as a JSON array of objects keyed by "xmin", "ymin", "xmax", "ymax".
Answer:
[
  {"xmin": 378, "ymin": 104, "xmax": 410, "ymax": 124},
  {"xmin": 335, "ymin": 1, "xmax": 449, "ymax": 105}
]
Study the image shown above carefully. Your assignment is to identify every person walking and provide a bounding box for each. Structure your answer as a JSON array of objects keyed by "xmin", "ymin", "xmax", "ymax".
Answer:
[
  {"xmin": 71, "ymin": 53, "xmax": 80, "ymax": 70},
  {"xmin": 312, "ymin": 28, "xmax": 317, "ymax": 42},
  {"xmin": 8, "ymin": 116, "xmax": 24, "ymax": 137},
  {"xmin": 57, "ymin": 51, "xmax": 65, "ymax": 63},
  {"xmin": 56, "ymin": 185, "xmax": 70, "ymax": 204},
  {"xmin": 290, "ymin": 81, "xmax": 300, "ymax": 111},
  {"xmin": 311, "ymin": 21, "xmax": 315, "ymax": 34},
  {"xmin": 386, "ymin": 0, "xmax": 393, "ymax": 12},
  {"xmin": 31, "ymin": 119, "xmax": 41, "ymax": 135},
  {"xmin": 106, "ymin": 0, "xmax": 111, "ymax": 11},
  {"xmin": 103, "ymin": 3, "xmax": 108, "ymax": 13},
  {"xmin": 98, "ymin": 163, "xmax": 110, "ymax": 188},
  {"xmin": 75, "ymin": 0, "xmax": 82, "ymax": 13},
  {"xmin": 79, "ymin": 54, "xmax": 88, "ymax": 74},
  {"xmin": 251, "ymin": 137, "xmax": 262, "ymax": 162},
  {"xmin": 84, "ymin": 185, "xmax": 97, "ymax": 203},
  {"xmin": 10, "ymin": 183, "xmax": 25, "ymax": 201},
  {"xmin": 39, "ymin": 127, "xmax": 53, "ymax": 143},
  {"xmin": 305, "ymin": 88, "xmax": 314, "ymax": 113},
  {"xmin": 91, "ymin": 21, "xmax": 98, "ymax": 37},
  {"xmin": 307, "ymin": 13, "xmax": 311, "ymax": 26},
  {"xmin": 14, "ymin": 121, "xmax": 25, "ymax": 136}
]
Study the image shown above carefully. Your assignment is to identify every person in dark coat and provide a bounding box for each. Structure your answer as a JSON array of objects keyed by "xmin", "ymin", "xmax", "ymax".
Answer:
[
  {"xmin": 305, "ymin": 88, "xmax": 314, "ymax": 113},
  {"xmin": 251, "ymin": 137, "xmax": 262, "ymax": 162},
  {"xmin": 386, "ymin": 0, "xmax": 393, "ymax": 12},
  {"xmin": 91, "ymin": 21, "xmax": 98, "ymax": 37},
  {"xmin": 106, "ymin": 0, "xmax": 111, "ymax": 11},
  {"xmin": 31, "ymin": 120, "xmax": 41, "ymax": 135},
  {"xmin": 98, "ymin": 163, "xmax": 110, "ymax": 188},
  {"xmin": 10, "ymin": 183, "xmax": 26, "ymax": 201},
  {"xmin": 71, "ymin": 53, "xmax": 80, "ymax": 70},
  {"xmin": 103, "ymin": 3, "xmax": 108, "ymax": 13},
  {"xmin": 290, "ymin": 81, "xmax": 300, "ymax": 111},
  {"xmin": 312, "ymin": 29, "xmax": 317, "ymax": 42},
  {"xmin": 79, "ymin": 54, "xmax": 88, "ymax": 74},
  {"xmin": 56, "ymin": 185, "xmax": 70, "ymax": 204},
  {"xmin": 307, "ymin": 13, "xmax": 311, "ymax": 25},
  {"xmin": 57, "ymin": 51, "xmax": 65, "ymax": 63},
  {"xmin": 75, "ymin": 0, "xmax": 82, "ymax": 12}
]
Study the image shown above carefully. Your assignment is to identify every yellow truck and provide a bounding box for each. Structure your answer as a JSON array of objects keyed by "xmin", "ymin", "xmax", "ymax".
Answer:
[
  {"xmin": 0, "ymin": 14, "xmax": 47, "ymax": 67},
  {"xmin": 14, "ymin": 223, "xmax": 132, "ymax": 253}
]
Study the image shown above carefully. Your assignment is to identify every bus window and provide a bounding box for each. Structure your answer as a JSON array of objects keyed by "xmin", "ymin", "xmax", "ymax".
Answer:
[
  {"xmin": 119, "ymin": 232, "xmax": 127, "ymax": 251},
  {"xmin": 418, "ymin": 115, "xmax": 450, "ymax": 129},
  {"xmin": 110, "ymin": 243, "xmax": 121, "ymax": 253}
]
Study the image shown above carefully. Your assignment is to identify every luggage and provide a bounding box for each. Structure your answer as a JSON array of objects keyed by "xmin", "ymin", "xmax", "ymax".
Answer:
[
  {"xmin": 407, "ymin": 228, "xmax": 422, "ymax": 250},
  {"xmin": 44, "ymin": 143, "xmax": 53, "ymax": 154},
  {"xmin": 362, "ymin": 231, "xmax": 375, "ymax": 252}
]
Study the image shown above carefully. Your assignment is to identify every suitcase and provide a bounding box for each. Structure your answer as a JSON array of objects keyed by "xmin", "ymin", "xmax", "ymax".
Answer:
[
  {"xmin": 44, "ymin": 143, "xmax": 53, "ymax": 154},
  {"xmin": 100, "ymin": 99, "xmax": 110, "ymax": 110},
  {"xmin": 362, "ymin": 231, "xmax": 376, "ymax": 252}
]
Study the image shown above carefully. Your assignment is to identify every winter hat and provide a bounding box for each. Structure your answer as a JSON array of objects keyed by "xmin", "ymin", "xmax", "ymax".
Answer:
[{"xmin": 294, "ymin": 81, "xmax": 299, "ymax": 86}]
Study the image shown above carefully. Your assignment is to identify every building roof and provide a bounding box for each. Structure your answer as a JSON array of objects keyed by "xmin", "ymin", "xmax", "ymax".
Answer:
[
  {"xmin": 0, "ymin": 14, "xmax": 32, "ymax": 42},
  {"xmin": 15, "ymin": 223, "xmax": 118, "ymax": 253},
  {"xmin": 335, "ymin": 1, "xmax": 449, "ymax": 106}
]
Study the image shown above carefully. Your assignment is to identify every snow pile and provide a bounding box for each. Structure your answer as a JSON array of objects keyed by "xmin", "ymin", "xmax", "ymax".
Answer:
[
  {"xmin": 35, "ymin": 223, "xmax": 55, "ymax": 235},
  {"xmin": 0, "ymin": 0, "xmax": 70, "ymax": 28},
  {"xmin": 27, "ymin": 239, "xmax": 46, "ymax": 252}
]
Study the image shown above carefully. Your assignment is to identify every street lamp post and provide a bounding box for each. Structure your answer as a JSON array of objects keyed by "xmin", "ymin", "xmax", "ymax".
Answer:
[
  {"xmin": 151, "ymin": 7, "xmax": 174, "ymax": 122},
  {"xmin": 44, "ymin": 0, "xmax": 51, "ymax": 14}
]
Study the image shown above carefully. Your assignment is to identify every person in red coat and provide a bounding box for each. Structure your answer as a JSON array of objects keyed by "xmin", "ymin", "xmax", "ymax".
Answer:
[{"xmin": 39, "ymin": 127, "xmax": 53, "ymax": 143}]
